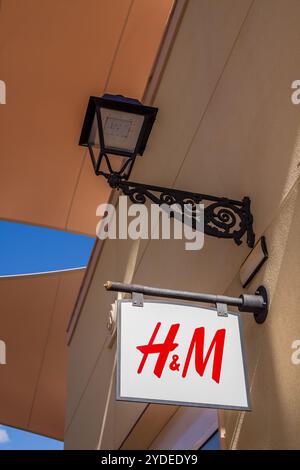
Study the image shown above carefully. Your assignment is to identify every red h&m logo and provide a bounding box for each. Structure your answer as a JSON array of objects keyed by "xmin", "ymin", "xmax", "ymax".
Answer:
[{"xmin": 136, "ymin": 323, "xmax": 226, "ymax": 383}]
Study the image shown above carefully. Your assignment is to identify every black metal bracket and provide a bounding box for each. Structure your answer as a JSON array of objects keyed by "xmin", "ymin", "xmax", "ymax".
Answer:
[
  {"xmin": 89, "ymin": 148, "xmax": 255, "ymax": 248},
  {"xmin": 104, "ymin": 281, "xmax": 269, "ymax": 324},
  {"xmin": 107, "ymin": 174, "xmax": 254, "ymax": 248}
]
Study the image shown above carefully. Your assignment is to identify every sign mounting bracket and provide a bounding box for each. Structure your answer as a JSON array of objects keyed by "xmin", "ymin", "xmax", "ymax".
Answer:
[
  {"xmin": 132, "ymin": 292, "xmax": 144, "ymax": 307},
  {"xmin": 104, "ymin": 281, "xmax": 268, "ymax": 324},
  {"xmin": 216, "ymin": 302, "xmax": 228, "ymax": 317}
]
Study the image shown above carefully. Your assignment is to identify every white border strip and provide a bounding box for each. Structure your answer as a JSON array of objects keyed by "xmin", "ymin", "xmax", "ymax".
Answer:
[{"xmin": 0, "ymin": 266, "xmax": 86, "ymax": 279}]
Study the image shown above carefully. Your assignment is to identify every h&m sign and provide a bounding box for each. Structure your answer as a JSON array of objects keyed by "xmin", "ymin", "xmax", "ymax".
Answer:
[{"xmin": 117, "ymin": 301, "xmax": 250, "ymax": 410}]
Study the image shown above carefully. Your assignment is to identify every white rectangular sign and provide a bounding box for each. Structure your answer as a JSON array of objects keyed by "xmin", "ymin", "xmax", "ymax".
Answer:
[{"xmin": 117, "ymin": 300, "xmax": 250, "ymax": 410}]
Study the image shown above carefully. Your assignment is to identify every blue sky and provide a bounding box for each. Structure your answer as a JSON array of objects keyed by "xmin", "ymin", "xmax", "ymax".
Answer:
[
  {"xmin": 0, "ymin": 220, "xmax": 95, "ymax": 276},
  {"xmin": 201, "ymin": 431, "xmax": 220, "ymax": 450},
  {"xmin": 0, "ymin": 220, "xmax": 95, "ymax": 450},
  {"xmin": 0, "ymin": 426, "xmax": 63, "ymax": 450}
]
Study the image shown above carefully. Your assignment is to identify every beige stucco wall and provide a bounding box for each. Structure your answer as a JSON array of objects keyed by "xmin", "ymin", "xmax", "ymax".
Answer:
[
  {"xmin": 65, "ymin": 0, "xmax": 300, "ymax": 449},
  {"xmin": 220, "ymin": 179, "xmax": 300, "ymax": 450}
]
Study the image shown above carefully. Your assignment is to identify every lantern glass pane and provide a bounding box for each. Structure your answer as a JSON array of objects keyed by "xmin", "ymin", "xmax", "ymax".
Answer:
[
  {"xmin": 88, "ymin": 114, "xmax": 100, "ymax": 149},
  {"xmin": 100, "ymin": 108, "xmax": 144, "ymax": 153}
]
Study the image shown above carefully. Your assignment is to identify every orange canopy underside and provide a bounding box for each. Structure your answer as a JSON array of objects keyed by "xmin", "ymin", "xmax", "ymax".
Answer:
[{"xmin": 0, "ymin": 0, "xmax": 173, "ymax": 440}]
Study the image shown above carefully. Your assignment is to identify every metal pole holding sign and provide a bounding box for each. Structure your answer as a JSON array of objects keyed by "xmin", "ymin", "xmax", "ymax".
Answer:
[{"xmin": 104, "ymin": 281, "xmax": 268, "ymax": 324}]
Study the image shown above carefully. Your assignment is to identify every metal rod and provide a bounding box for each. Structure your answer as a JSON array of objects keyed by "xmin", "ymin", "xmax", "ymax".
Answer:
[
  {"xmin": 104, "ymin": 281, "xmax": 268, "ymax": 322},
  {"xmin": 105, "ymin": 281, "xmax": 242, "ymax": 306}
]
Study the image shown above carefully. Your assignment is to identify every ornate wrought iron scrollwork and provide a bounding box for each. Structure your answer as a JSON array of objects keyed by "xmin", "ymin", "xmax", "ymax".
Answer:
[{"xmin": 106, "ymin": 174, "xmax": 255, "ymax": 248}]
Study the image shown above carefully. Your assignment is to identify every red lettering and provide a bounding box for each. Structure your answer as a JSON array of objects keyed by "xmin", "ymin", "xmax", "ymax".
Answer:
[
  {"xmin": 182, "ymin": 328, "xmax": 226, "ymax": 383},
  {"xmin": 136, "ymin": 322, "xmax": 179, "ymax": 378}
]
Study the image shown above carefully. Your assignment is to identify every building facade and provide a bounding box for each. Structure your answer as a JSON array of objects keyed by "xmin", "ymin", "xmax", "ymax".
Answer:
[{"xmin": 65, "ymin": 0, "xmax": 300, "ymax": 450}]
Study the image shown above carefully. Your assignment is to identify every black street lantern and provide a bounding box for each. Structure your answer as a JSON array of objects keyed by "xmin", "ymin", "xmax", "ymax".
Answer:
[
  {"xmin": 79, "ymin": 94, "xmax": 255, "ymax": 248},
  {"xmin": 79, "ymin": 94, "xmax": 158, "ymax": 181}
]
